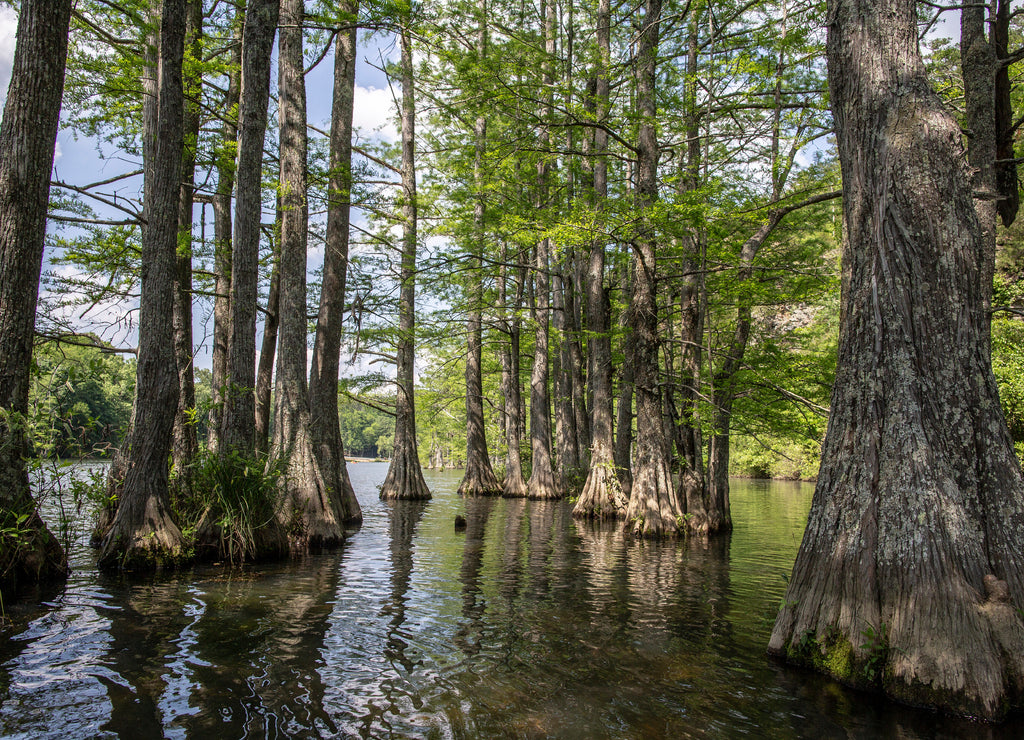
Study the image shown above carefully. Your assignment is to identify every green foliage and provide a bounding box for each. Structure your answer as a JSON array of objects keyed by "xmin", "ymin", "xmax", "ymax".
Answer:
[
  {"xmin": 28, "ymin": 342, "xmax": 135, "ymax": 458},
  {"xmin": 860, "ymin": 622, "xmax": 889, "ymax": 683},
  {"xmin": 992, "ymin": 316, "xmax": 1024, "ymax": 445},
  {"xmin": 338, "ymin": 389, "xmax": 396, "ymax": 459},
  {"xmin": 177, "ymin": 449, "xmax": 282, "ymax": 564}
]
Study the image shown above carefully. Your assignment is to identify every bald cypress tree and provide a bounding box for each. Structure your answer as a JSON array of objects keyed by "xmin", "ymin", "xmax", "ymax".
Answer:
[
  {"xmin": 769, "ymin": 0, "xmax": 1024, "ymax": 719},
  {"xmin": 0, "ymin": 0, "xmax": 73, "ymax": 591}
]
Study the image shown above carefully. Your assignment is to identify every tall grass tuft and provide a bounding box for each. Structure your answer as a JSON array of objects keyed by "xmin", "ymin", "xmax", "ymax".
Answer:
[{"xmin": 177, "ymin": 449, "xmax": 283, "ymax": 564}]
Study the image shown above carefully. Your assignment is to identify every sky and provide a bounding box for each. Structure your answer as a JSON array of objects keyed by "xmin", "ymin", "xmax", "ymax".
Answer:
[{"xmin": 0, "ymin": 6, "xmax": 402, "ymax": 374}]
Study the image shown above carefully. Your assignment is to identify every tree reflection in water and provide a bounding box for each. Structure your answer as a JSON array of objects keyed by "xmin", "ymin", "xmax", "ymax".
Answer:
[
  {"xmin": 455, "ymin": 495, "xmax": 494, "ymax": 656},
  {"xmin": 5, "ymin": 467, "xmax": 1024, "ymax": 738}
]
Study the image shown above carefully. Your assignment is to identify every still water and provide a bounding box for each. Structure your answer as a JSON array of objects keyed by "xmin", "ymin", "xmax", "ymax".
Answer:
[{"xmin": 1, "ymin": 463, "xmax": 1020, "ymax": 739}]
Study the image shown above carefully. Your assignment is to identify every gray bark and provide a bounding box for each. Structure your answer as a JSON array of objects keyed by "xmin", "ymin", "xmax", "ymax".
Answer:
[
  {"xmin": 309, "ymin": 0, "xmax": 362, "ymax": 523},
  {"xmin": 675, "ymin": 17, "xmax": 707, "ymax": 531},
  {"xmin": 527, "ymin": 0, "xmax": 560, "ymax": 501},
  {"xmin": 221, "ymin": 0, "xmax": 280, "ymax": 453},
  {"xmin": 553, "ymin": 266, "xmax": 580, "ymax": 483},
  {"xmin": 500, "ymin": 247, "xmax": 529, "ymax": 497},
  {"xmin": 270, "ymin": 0, "xmax": 345, "ymax": 549},
  {"xmin": 623, "ymin": 0, "xmax": 683, "ymax": 537},
  {"xmin": 0, "ymin": 0, "xmax": 73, "ymax": 591},
  {"xmin": 207, "ymin": 10, "xmax": 243, "ymax": 454},
  {"xmin": 99, "ymin": 0, "xmax": 189, "ymax": 569},
  {"xmin": 255, "ymin": 224, "xmax": 280, "ymax": 456},
  {"xmin": 171, "ymin": 0, "xmax": 202, "ymax": 500},
  {"xmin": 380, "ymin": 24, "xmax": 430, "ymax": 501},
  {"xmin": 769, "ymin": 0, "xmax": 1024, "ymax": 720},
  {"xmin": 458, "ymin": 0, "xmax": 502, "ymax": 497},
  {"xmin": 575, "ymin": 0, "xmax": 626, "ymax": 520}
]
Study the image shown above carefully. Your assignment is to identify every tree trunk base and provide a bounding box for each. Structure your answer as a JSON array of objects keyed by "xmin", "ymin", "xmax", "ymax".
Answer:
[
  {"xmin": 380, "ymin": 450, "xmax": 431, "ymax": 500},
  {"xmin": 194, "ymin": 508, "xmax": 289, "ymax": 563},
  {"xmin": 624, "ymin": 455, "xmax": 683, "ymax": 538},
  {"xmin": 769, "ymin": 572, "xmax": 1024, "ymax": 720},
  {"xmin": 573, "ymin": 460, "xmax": 628, "ymax": 520},
  {"xmin": 98, "ymin": 496, "xmax": 190, "ymax": 572},
  {"xmin": 277, "ymin": 434, "xmax": 347, "ymax": 551},
  {"xmin": 503, "ymin": 468, "xmax": 529, "ymax": 498},
  {"xmin": 1, "ymin": 511, "xmax": 67, "ymax": 596},
  {"xmin": 528, "ymin": 465, "xmax": 561, "ymax": 500},
  {"xmin": 458, "ymin": 463, "xmax": 503, "ymax": 497}
]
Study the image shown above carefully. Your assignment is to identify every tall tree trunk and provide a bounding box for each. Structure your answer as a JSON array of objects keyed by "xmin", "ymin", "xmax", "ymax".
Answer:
[
  {"xmin": 501, "ymin": 246, "xmax": 529, "ymax": 497},
  {"xmin": 309, "ymin": 0, "xmax": 362, "ymax": 523},
  {"xmin": 529, "ymin": 239, "xmax": 559, "ymax": 500},
  {"xmin": 575, "ymin": 0, "xmax": 626, "ymax": 519},
  {"xmin": 0, "ymin": 0, "xmax": 72, "ymax": 592},
  {"xmin": 207, "ymin": 10, "xmax": 243, "ymax": 454},
  {"xmin": 962, "ymin": 1, "xmax": 1018, "ymax": 238},
  {"xmin": 458, "ymin": 0, "xmax": 502, "ymax": 497},
  {"xmin": 380, "ymin": 24, "xmax": 430, "ymax": 501},
  {"xmin": 613, "ymin": 249, "xmax": 634, "ymax": 493},
  {"xmin": 99, "ymin": 0, "xmax": 189, "ymax": 569},
  {"xmin": 769, "ymin": 0, "xmax": 1024, "ymax": 720},
  {"xmin": 623, "ymin": 0, "xmax": 683, "ymax": 538},
  {"xmin": 991, "ymin": 1, "xmax": 1018, "ymax": 229},
  {"xmin": 270, "ymin": 0, "xmax": 345, "ymax": 549},
  {"xmin": 96, "ymin": 1, "xmax": 162, "ymax": 542},
  {"xmin": 255, "ymin": 222, "xmax": 280, "ymax": 456},
  {"xmin": 552, "ymin": 267, "xmax": 580, "ymax": 483},
  {"xmin": 528, "ymin": 0, "xmax": 560, "ymax": 501},
  {"xmin": 171, "ymin": 0, "xmax": 202, "ymax": 500},
  {"xmin": 220, "ymin": 0, "xmax": 279, "ymax": 453},
  {"xmin": 675, "ymin": 15, "xmax": 707, "ymax": 531},
  {"xmin": 567, "ymin": 271, "xmax": 590, "ymax": 467}
]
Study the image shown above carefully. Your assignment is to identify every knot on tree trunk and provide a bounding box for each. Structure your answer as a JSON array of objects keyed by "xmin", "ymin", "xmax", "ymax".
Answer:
[{"xmin": 984, "ymin": 574, "xmax": 1010, "ymax": 603}]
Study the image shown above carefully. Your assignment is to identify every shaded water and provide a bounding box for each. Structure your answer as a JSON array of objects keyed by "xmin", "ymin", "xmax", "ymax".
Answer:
[{"xmin": 1, "ymin": 463, "xmax": 1020, "ymax": 738}]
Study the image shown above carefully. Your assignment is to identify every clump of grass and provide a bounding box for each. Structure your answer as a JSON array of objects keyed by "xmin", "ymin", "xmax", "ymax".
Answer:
[{"xmin": 177, "ymin": 449, "xmax": 283, "ymax": 564}]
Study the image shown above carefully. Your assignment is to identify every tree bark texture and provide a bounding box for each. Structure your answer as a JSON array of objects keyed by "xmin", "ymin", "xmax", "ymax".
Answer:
[
  {"xmin": 527, "ymin": 0, "xmax": 560, "ymax": 501},
  {"xmin": 97, "ymin": 1, "xmax": 162, "ymax": 542},
  {"xmin": 458, "ymin": 111, "xmax": 501, "ymax": 497},
  {"xmin": 221, "ymin": 0, "xmax": 279, "ymax": 453},
  {"xmin": 309, "ymin": 0, "xmax": 362, "ymax": 523},
  {"xmin": 528, "ymin": 236, "xmax": 560, "ymax": 500},
  {"xmin": 380, "ymin": 25, "xmax": 431, "ymax": 501},
  {"xmin": 962, "ymin": 1, "xmax": 1018, "ymax": 234},
  {"xmin": 769, "ymin": 0, "xmax": 1024, "ymax": 720},
  {"xmin": 500, "ymin": 251, "xmax": 529, "ymax": 497},
  {"xmin": 99, "ymin": 0, "xmax": 189, "ymax": 570},
  {"xmin": 613, "ymin": 247, "xmax": 634, "ymax": 494},
  {"xmin": 0, "ymin": 0, "xmax": 72, "ymax": 592},
  {"xmin": 269, "ymin": 0, "xmax": 346, "ymax": 549},
  {"xmin": 207, "ymin": 9, "xmax": 243, "ymax": 454},
  {"xmin": 674, "ymin": 17, "xmax": 708, "ymax": 532},
  {"xmin": 623, "ymin": 0, "xmax": 682, "ymax": 538},
  {"xmin": 575, "ymin": 0, "xmax": 627, "ymax": 520},
  {"xmin": 171, "ymin": 0, "xmax": 202, "ymax": 500},
  {"xmin": 255, "ymin": 228, "xmax": 280, "ymax": 456},
  {"xmin": 553, "ymin": 267, "xmax": 581, "ymax": 483}
]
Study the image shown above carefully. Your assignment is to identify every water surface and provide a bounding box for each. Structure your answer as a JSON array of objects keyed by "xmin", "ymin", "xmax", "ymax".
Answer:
[{"xmin": 1, "ymin": 464, "xmax": 1018, "ymax": 738}]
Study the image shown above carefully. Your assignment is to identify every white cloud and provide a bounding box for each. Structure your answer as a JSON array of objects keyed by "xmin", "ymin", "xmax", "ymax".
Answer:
[
  {"xmin": 353, "ymin": 85, "xmax": 398, "ymax": 143},
  {"xmin": 0, "ymin": 6, "xmax": 17, "ymax": 111}
]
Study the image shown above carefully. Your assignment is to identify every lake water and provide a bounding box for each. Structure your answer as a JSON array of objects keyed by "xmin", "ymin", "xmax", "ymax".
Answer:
[{"xmin": 1, "ymin": 462, "xmax": 1020, "ymax": 738}]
